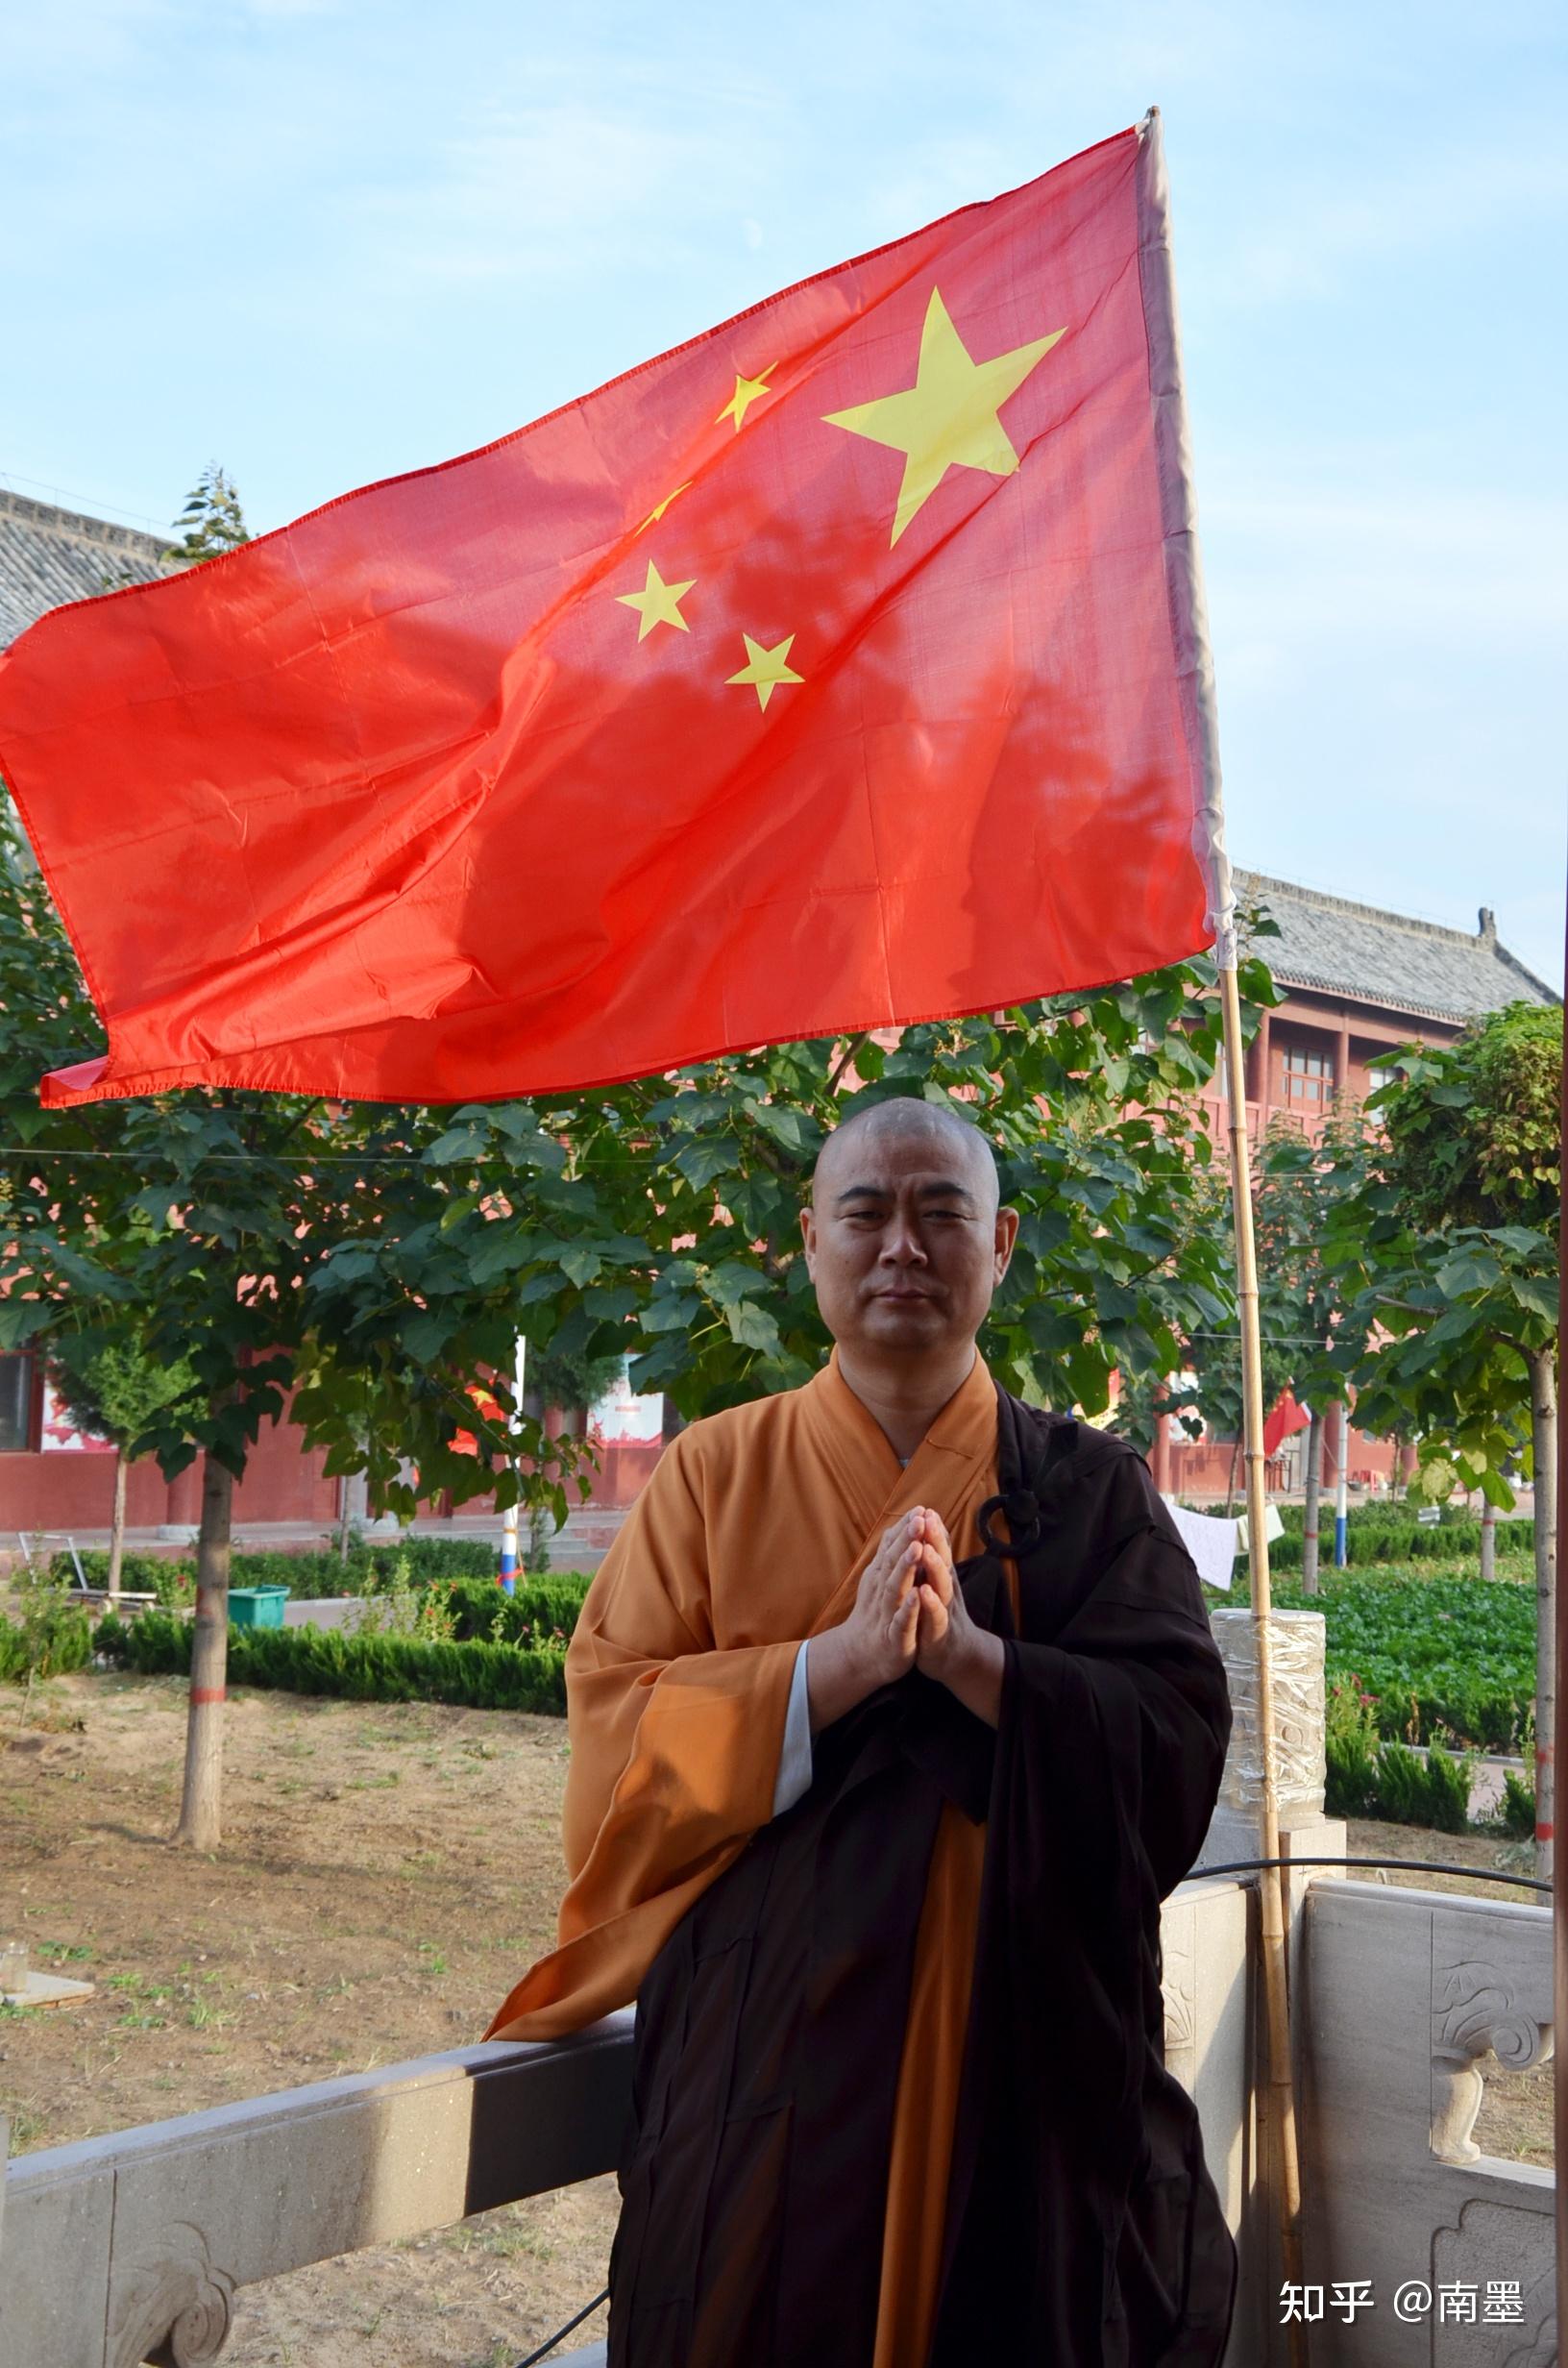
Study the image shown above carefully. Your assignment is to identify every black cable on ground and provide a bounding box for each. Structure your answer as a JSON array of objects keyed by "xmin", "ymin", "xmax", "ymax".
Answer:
[
  {"xmin": 513, "ymin": 2282, "xmax": 611, "ymax": 2368},
  {"xmin": 1198, "ymin": 1851, "xmax": 1549, "ymax": 1895}
]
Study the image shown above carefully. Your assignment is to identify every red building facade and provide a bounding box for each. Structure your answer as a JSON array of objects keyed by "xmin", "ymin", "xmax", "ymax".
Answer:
[{"xmin": 1153, "ymin": 872, "xmax": 1557, "ymax": 1498}]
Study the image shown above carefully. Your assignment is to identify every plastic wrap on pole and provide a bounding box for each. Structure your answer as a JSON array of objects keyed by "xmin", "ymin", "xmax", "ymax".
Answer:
[{"xmin": 1210, "ymin": 1608, "xmax": 1326, "ymax": 1818}]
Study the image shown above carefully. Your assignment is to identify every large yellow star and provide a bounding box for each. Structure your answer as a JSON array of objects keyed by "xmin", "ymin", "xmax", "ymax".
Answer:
[
  {"xmin": 615, "ymin": 559, "xmax": 696, "ymax": 642},
  {"xmin": 726, "ymin": 632, "xmax": 802, "ymax": 711},
  {"xmin": 717, "ymin": 363, "xmax": 777, "ymax": 432},
  {"xmin": 823, "ymin": 288, "xmax": 1066, "ymax": 545}
]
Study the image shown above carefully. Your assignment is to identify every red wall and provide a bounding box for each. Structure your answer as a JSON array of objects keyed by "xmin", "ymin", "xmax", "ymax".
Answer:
[
  {"xmin": 0, "ymin": 1389, "xmax": 656, "ymax": 1535},
  {"xmin": 0, "ymin": 1389, "xmax": 340, "ymax": 1535}
]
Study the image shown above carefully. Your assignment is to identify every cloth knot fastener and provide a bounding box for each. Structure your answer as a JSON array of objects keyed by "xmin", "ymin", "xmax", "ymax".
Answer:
[{"xmin": 977, "ymin": 1488, "xmax": 1042, "ymax": 1559}]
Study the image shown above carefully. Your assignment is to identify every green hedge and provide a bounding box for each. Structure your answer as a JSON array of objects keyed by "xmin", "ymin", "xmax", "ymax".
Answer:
[
  {"xmin": 1264, "ymin": 1508, "xmax": 1533, "ymax": 1574},
  {"xmin": 54, "ymin": 1539, "xmax": 545, "ymax": 1598},
  {"xmin": 433, "ymin": 1576, "xmax": 593, "ymax": 1645},
  {"xmin": 1325, "ymin": 1735, "xmax": 1476, "ymax": 1831},
  {"xmin": 99, "ymin": 1607, "xmax": 567, "ymax": 1714}
]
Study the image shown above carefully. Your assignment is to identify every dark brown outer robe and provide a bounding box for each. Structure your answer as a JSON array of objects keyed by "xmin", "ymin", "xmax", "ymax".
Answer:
[{"xmin": 606, "ymin": 1382, "xmax": 1238, "ymax": 2368}]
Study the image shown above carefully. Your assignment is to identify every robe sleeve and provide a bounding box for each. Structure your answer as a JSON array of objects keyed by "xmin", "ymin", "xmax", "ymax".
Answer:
[
  {"xmin": 558, "ymin": 1428, "xmax": 802, "ymax": 1912},
  {"xmin": 483, "ymin": 1427, "xmax": 801, "ymax": 2041}
]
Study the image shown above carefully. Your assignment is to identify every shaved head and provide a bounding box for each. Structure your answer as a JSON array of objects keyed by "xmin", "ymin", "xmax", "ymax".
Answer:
[{"xmin": 811, "ymin": 1098, "xmax": 999, "ymax": 1216}]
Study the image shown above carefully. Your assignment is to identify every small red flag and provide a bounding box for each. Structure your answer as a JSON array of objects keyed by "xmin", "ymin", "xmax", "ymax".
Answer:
[
  {"xmin": 1262, "ymin": 1392, "xmax": 1312, "ymax": 1459},
  {"xmin": 0, "ymin": 111, "xmax": 1226, "ymax": 1108}
]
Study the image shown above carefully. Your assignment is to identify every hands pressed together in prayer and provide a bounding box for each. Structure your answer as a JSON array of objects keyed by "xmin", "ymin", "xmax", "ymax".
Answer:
[{"xmin": 806, "ymin": 1507, "xmax": 1006, "ymax": 1736}]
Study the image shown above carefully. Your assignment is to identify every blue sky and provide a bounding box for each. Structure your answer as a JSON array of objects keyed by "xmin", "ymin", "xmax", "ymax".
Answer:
[{"xmin": 3, "ymin": 0, "xmax": 1564, "ymax": 986}]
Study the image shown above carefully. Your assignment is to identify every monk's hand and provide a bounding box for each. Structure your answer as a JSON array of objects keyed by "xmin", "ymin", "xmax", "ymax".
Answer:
[
  {"xmin": 913, "ymin": 1510, "xmax": 1005, "ymax": 1729},
  {"xmin": 806, "ymin": 1511, "xmax": 926, "ymax": 1737}
]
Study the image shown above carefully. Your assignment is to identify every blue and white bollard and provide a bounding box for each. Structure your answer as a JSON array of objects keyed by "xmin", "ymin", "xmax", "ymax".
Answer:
[
  {"xmin": 1335, "ymin": 1405, "xmax": 1349, "ymax": 1568},
  {"xmin": 499, "ymin": 1500, "xmax": 519, "ymax": 1596}
]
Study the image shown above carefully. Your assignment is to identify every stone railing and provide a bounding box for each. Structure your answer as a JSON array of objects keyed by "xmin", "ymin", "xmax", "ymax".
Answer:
[
  {"xmin": 1, "ymin": 1868, "xmax": 1554, "ymax": 2368},
  {"xmin": 0, "ymin": 2015, "xmax": 632, "ymax": 2368},
  {"xmin": 1294, "ymin": 1879, "xmax": 1555, "ymax": 2367},
  {"xmin": 0, "ymin": 1869, "xmax": 1260, "ymax": 2367}
]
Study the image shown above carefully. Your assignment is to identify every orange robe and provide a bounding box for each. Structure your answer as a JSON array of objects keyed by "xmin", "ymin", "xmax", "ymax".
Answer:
[{"xmin": 485, "ymin": 1345, "xmax": 1010, "ymax": 2367}]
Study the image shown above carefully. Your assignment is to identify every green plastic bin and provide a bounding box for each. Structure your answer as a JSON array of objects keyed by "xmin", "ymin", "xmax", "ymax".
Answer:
[{"xmin": 229, "ymin": 1586, "xmax": 289, "ymax": 1629}]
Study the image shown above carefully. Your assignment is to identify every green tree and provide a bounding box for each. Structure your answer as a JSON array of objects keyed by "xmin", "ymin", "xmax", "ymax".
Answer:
[
  {"xmin": 343, "ymin": 941, "xmax": 1276, "ymax": 1443},
  {"xmin": 0, "ymin": 807, "xmax": 591, "ymax": 1848},
  {"xmin": 1327, "ymin": 1004, "xmax": 1560, "ymax": 1868},
  {"xmin": 1243, "ymin": 1110, "xmax": 1379, "ymax": 1585},
  {"xmin": 164, "ymin": 463, "xmax": 250, "ymax": 566},
  {"xmin": 46, "ymin": 1337, "xmax": 202, "ymax": 1596}
]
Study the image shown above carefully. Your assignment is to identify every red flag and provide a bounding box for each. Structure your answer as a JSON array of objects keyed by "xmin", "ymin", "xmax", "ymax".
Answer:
[
  {"xmin": 1262, "ymin": 1392, "xmax": 1312, "ymax": 1459},
  {"xmin": 0, "ymin": 111, "xmax": 1225, "ymax": 1109}
]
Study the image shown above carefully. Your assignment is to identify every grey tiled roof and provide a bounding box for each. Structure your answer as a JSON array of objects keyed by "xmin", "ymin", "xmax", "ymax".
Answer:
[
  {"xmin": 0, "ymin": 488, "xmax": 172, "ymax": 649},
  {"xmin": 1235, "ymin": 870, "xmax": 1558, "ymax": 1024}
]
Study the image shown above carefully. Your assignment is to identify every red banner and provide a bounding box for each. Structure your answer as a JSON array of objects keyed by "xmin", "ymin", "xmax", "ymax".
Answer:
[{"xmin": 0, "ymin": 112, "xmax": 1225, "ymax": 1108}]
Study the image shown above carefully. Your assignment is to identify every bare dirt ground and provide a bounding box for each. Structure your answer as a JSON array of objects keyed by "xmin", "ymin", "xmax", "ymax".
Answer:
[
  {"xmin": 0, "ymin": 1673, "xmax": 1552, "ymax": 2363},
  {"xmin": 1, "ymin": 1669, "xmax": 617, "ymax": 2368}
]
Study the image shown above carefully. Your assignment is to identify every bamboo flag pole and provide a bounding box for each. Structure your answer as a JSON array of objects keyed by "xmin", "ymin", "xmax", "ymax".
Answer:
[
  {"xmin": 1136, "ymin": 106, "xmax": 1310, "ymax": 2356},
  {"xmin": 1220, "ymin": 950, "xmax": 1308, "ymax": 2359}
]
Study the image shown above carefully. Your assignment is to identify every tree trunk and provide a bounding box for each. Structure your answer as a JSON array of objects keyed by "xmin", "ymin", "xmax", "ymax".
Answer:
[
  {"xmin": 107, "ymin": 1450, "xmax": 129, "ymax": 1601},
  {"xmin": 172, "ymin": 1448, "xmax": 234, "ymax": 1852},
  {"xmin": 1529, "ymin": 1348, "xmax": 1556, "ymax": 1884},
  {"xmin": 1224, "ymin": 1434, "xmax": 1240, "ymax": 1518},
  {"xmin": 1480, "ymin": 1494, "xmax": 1496, "ymax": 1583},
  {"xmin": 1301, "ymin": 1406, "xmax": 1323, "ymax": 1594},
  {"xmin": 338, "ymin": 1478, "xmax": 352, "ymax": 1565}
]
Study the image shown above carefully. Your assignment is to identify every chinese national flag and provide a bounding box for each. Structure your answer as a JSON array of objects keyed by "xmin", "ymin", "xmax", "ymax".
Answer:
[
  {"xmin": 1262, "ymin": 1392, "xmax": 1312, "ymax": 1458},
  {"xmin": 0, "ymin": 111, "xmax": 1226, "ymax": 1109}
]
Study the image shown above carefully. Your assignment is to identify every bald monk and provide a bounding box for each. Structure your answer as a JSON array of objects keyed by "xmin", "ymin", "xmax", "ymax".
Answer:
[{"xmin": 486, "ymin": 1098, "xmax": 1237, "ymax": 2367}]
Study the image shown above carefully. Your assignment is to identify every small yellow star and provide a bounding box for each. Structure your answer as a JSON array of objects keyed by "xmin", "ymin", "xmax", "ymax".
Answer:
[
  {"xmin": 823, "ymin": 286, "xmax": 1065, "ymax": 545},
  {"xmin": 726, "ymin": 632, "xmax": 802, "ymax": 711},
  {"xmin": 716, "ymin": 363, "xmax": 778, "ymax": 432},
  {"xmin": 636, "ymin": 481, "xmax": 693, "ymax": 533},
  {"xmin": 615, "ymin": 559, "xmax": 696, "ymax": 642}
]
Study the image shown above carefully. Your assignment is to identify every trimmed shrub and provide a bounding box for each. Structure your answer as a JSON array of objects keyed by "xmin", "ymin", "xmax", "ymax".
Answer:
[
  {"xmin": 435, "ymin": 1576, "xmax": 593, "ymax": 1645},
  {"xmin": 107, "ymin": 1607, "xmax": 568, "ymax": 1714},
  {"xmin": 1266, "ymin": 1507, "xmax": 1532, "ymax": 1574},
  {"xmin": 1367, "ymin": 1740, "xmax": 1475, "ymax": 1834},
  {"xmin": 1501, "ymin": 1768, "xmax": 1536, "ymax": 1838}
]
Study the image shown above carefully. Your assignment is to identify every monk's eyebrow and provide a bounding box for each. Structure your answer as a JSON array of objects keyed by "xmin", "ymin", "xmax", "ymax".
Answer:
[{"xmin": 833, "ymin": 1178, "xmax": 977, "ymax": 1206}]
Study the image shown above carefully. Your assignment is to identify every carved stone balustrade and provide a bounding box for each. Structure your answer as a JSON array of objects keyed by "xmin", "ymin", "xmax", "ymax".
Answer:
[
  {"xmin": 1295, "ymin": 1881, "xmax": 1556, "ymax": 2366},
  {"xmin": 0, "ymin": 2017, "xmax": 633, "ymax": 2368},
  {"xmin": 1, "ymin": 1874, "xmax": 1555, "ymax": 2368}
]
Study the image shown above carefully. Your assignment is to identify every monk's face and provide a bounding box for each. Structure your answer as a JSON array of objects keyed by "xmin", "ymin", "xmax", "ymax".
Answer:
[{"xmin": 799, "ymin": 1122, "xmax": 1017, "ymax": 1362}]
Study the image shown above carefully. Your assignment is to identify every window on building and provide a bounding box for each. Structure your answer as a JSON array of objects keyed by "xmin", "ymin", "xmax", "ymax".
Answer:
[
  {"xmin": 1367, "ymin": 1061, "xmax": 1402, "ymax": 1094},
  {"xmin": 0, "ymin": 1353, "xmax": 35, "ymax": 1452},
  {"xmin": 1283, "ymin": 1046, "xmax": 1335, "ymax": 1106}
]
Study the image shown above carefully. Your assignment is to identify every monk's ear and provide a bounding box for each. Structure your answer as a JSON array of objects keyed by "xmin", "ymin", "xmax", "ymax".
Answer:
[
  {"xmin": 799, "ymin": 1205, "xmax": 817, "ymax": 1270},
  {"xmin": 992, "ymin": 1204, "xmax": 1020, "ymax": 1275}
]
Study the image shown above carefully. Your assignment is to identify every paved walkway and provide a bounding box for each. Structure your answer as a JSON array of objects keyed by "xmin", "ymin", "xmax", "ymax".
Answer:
[{"xmin": 7, "ymin": 1506, "xmax": 628, "ymax": 1578}]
